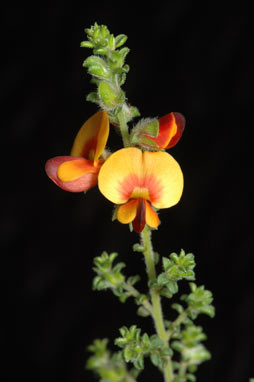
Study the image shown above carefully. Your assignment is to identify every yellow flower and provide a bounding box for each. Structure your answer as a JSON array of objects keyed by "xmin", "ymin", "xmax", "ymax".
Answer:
[{"xmin": 98, "ymin": 147, "xmax": 183, "ymax": 232}]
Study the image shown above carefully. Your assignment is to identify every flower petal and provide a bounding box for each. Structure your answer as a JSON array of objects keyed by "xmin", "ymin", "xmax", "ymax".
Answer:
[
  {"xmin": 152, "ymin": 112, "xmax": 185, "ymax": 149},
  {"xmin": 98, "ymin": 148, "xmax": 143, "ymax": 204},
  {"xmin": 98, "ymin": 148, "xmax": 183, "ymax": 209},
  {"xmin": 142, "ymin": 151, "xmax": 184, "ymax": 209},
  {"xmin": 165, "ymin": 112, "xmax": 185, "ymax": 149},
  {"xmin": 45, "ymin": 156, "xmax": 101, "ymax": 192},
  {"xmin": 132, "ymin": 198, "xmax": 146, "ymax": 233},
  {"xmin": 71, "ymin": 110, "xmax": 109, "ymax": 164},
  {"xmin": 57, "ymin": 158, "xmax": 98, "ymax": 182},
  {"xmin": 117, "ymin": 199, "xmax": 139, "ymax": 224},
  {"xmin": 145, "ymin": 201, "xmax": 160, "ymax": 229}
]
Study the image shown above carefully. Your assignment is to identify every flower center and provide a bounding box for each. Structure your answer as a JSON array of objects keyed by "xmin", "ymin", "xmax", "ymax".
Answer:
[{"xmin": 130, "ymin": 186, "xmax": 150, "ymax": 200}]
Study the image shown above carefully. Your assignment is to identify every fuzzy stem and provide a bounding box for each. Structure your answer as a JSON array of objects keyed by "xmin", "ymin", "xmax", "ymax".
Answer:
[
  {"xmin": 117, "ymin": 105, "xmax": 130, "ymax": 147},
  {"xmin": 141, "ymin": 225, "xmax": 174, "ymax": 382}
]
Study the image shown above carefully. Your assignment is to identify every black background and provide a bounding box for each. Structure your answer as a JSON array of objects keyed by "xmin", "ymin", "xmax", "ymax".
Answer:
[{"xmin": 1, "ymin": 1, "xmax": 253, "ymax": 382}]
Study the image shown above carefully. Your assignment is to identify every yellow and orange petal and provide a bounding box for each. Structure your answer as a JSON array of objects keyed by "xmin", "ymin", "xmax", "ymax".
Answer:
[
  {"xmin": 117, "ymin": 198, "xmax": 160, "ymax": 233},
  {"xmin": 117, "ymin": 199, "xmax": 139, "ymax": 224},
  {"xmin": 71, "ymin": 110, "xmax": 109, "ymax": 164},
  {"xmin": 45, "ymin": 156, "xmax": 102, "ymax": 192},
  {"xmin": 98, "ymin": 147, "xmax": 184, "ymax": 209},
  {"xmin": 150, "ymin": 112, "xmax": 185, "ymax": 149}
]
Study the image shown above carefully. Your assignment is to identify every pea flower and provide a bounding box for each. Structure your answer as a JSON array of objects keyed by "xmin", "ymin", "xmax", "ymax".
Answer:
[
  {"xmin": 98, "ymin": 147, "xmax": 183, "ymax": 233},
  {"xmin": 45, "ymin": 110, "xmax": 109, "ymax": 192},
  {"xmin": 131, "ymin": 112, "xmax": 185, "ymax": 150}
]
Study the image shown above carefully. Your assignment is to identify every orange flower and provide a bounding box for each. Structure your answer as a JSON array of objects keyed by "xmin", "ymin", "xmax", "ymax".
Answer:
[
  {"xmin": 136, "ymin": 112, "xmax": 185, "ymax": 150},
  {"xmin": 98, "ymin": 147, "xmax": 183, "ymax": 233},
  {"xmin": 45, "ymin": 111, "xmax": 109, "ymax": 192}
]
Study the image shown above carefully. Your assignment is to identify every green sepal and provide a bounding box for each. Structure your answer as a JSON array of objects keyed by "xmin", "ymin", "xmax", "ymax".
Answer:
[
  {"xmin": 131, "ymin": 134, "xmax": 159, "ymax": 149},
  {"xmin": 86, "ymin": 91, "xmax": 100, "ymax": 104}
]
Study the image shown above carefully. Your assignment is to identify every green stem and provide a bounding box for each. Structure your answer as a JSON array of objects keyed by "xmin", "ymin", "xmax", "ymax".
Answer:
[
  {"xmin": 141, "ymin": 226, "xmax": 174, "ymax": 382},
  {"xmin": 123, "ymin": 282, "xmax": 154, "ymax": 315},
  {"xmin": 166, "ymin": 310, "xmax": 188, "ymax": 341},
  {"xmin": 117, "ymin": 105, "xmax": 130, "ymax": 147}
]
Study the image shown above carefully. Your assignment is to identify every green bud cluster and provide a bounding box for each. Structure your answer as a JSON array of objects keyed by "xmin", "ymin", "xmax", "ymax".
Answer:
[
  {"xmin": 115, "ymin": 325, "xmax": 173, "ymax": 371},
  {"xmin": 171, "ymin": 325, "xmax": 211, "ymax": 382},
  {"xmin": 181, "ymin": 283, "xmax": 215, "ymax": 319},
  {"xmin": 86, "ymin": 338, "xmax": 138, "ymax": 382},
  {"xmin": 93, "ymin": 252, "xmax": 125, "ymax": 290},
  {"xmin": 150, "ymin": 250, "xmax": 196, "ymax": 297},
  {"xmin": 81, "ymin": 23, "xmax": 140, "ymax": 125},
  {"xmin": 92, "ymin": 252, "xmax": 149, "ymax": 306}
]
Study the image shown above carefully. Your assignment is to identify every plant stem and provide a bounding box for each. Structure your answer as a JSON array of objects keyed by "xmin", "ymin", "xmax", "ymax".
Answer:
[
  {"xmin": 117, "ymin": 105, "xmax": 130, "ymax": 147},
  {"xmin": 123, "ymin": 281, "xmax": 154, "ymax": 315},
  {"xmin": 141, "ymin": 226, "xmax": 174, "ymax": 382}
]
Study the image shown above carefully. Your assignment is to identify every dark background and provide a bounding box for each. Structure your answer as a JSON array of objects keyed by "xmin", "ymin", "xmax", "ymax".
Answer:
[{"xmin": 1, "ymin": 1, "xmax": 253, "ymax": 382}]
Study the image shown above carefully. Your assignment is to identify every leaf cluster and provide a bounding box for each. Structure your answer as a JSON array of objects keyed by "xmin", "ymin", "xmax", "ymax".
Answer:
[
  {"xmin": 93, "ymin": 252, "xmax": 142, "ymax": 304},
  {"xmin": 151, "ymin": 250, "xmax": 196, "ymax": 297},
  {"xmin": 91, "ymin": 248, "xmax": 215, "ymax": 382},
  {"xmin": 81, "ymin": 23, "xmax": 139, "ymax": 123},
  {"xmin": 86, "ymin": 338, "xmax": 138, "ymax": 382},
  {"xmin": 166, "ymin": 282, "xmax": 215, "ymax": 381},
  {"xmin": 115, "ymin": 325, "xmax": 172, "ymax": 371},
  {"xmin": 181, "ymin": 283, "xmax": 215, "ymax": 319}
]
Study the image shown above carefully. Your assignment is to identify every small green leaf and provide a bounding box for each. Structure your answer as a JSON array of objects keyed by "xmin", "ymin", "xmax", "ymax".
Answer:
[
  {"xmin": 137, "ymin": 306, "xmax": 150, "ymax": 317},
  {"xmin": 86, "ymin": 91, "xmax": 100, "ymax": 104},
  {"xmin": 161, "ymin": 347, "xmax": 173, "ymax": 357},
  {"xmin": 150, "ymin": 353, "xmax": 164, "ymax": 369},
  {"xmin": 80, "ymin": 40, "xmax": 94, "ymax": 48},
  {"xmin": 133, "ymin": 243, "xmax": 145, "ymax": 252},
  {"xmin": 108, "ymin": 34, "xmax": 115, "ymax": 49},
  {"xmin": 150, "ymin": 335, "xmax": 164, "ymax": 349},
  {"xmin": 157, "ymin": 273, "xmax": 169, "ymax": 286},
  {"xmin": 93, "ymin": 47, "xmax": 108, "ymax": 55},
  {"xmin": 87, "ymin": 64, "xmax": 111, "ymax": 79},
  {"xmin": 166, "ymin": 280, "xmax": 178, "ymax": 294},
  {"xmin": 98, "ymin": 81, "xmax": 125, "ymax": 109},
  {"xmin": 187, "ymin": 373, "xmax": 197, "ymax": 382},
  {"xmin": 171, "ymin": 303, "xmax": 184, "ymax": 314},
  {"xmin": 133, "ymin": 357, "xmax": 144, "ymax": 370},
  {"xmin": 115, "ymin": 34, "xmax": 128, "ymax": 48},
  {"xmin": 171, "ymin": 341, "xmax": 184, "ymax": 352}
]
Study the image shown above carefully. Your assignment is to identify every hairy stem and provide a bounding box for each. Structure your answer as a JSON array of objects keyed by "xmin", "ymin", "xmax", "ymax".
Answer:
[
  {"xmin": 117, "ymin": 105, "xmax": 130, "ymax": 147},
  {"xmin": 123, "ymin": 281, "xmax": 153, "ymax": 315},
  {"xmin": 141, "ymin": 226, "xmax": 174, "ymax": 382}
]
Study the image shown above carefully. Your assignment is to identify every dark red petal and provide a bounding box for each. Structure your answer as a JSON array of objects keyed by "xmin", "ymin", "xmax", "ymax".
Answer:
[
  {"xmin": 166, "ymin": 112, "xmax": 185, "ymax": 149},
  {"xmin": 132, "ymin": 198, "xmax": 146, "ymax": 233}
]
